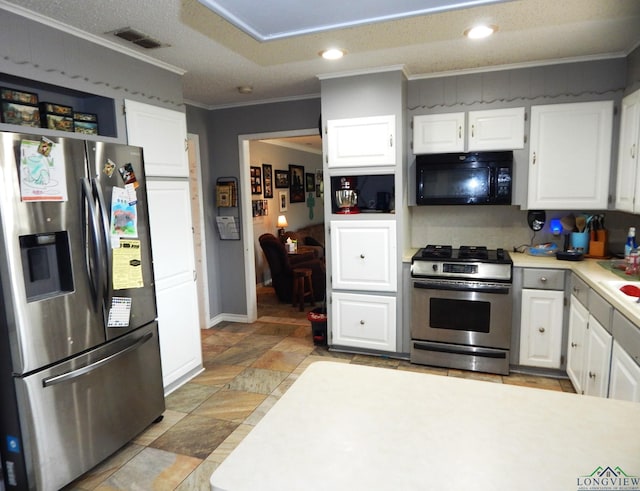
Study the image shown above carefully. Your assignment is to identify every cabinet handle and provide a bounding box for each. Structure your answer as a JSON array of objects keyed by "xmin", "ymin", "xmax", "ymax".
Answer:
[
  {"xmin": 532, "ymin": 151, "xmax": 537, "ymax": 165},
  {"xmin": 571, "ymin": 342, "xmax": 578, "ymax": 348},
  {"xmin": 538, "ymin": 327, "xmax": 545, "ymax": 333},
  {"xmin": 632, "ymin": 143, "xmax": 637, "ymax": 159},
  {"xmin": 540, "ymin": 277, "xmax": 547, "ymax": 283},
  {"xmin": 360, "ymin": 254, "xmax": 365, "ymax": 259},
  {"xmin": 589, "ymin": 371, "xmax": 596, "ymax": 379},
  {"xmin": 360, "ymin": 320, "xmax": 365, "ymax": 325},
  {"xmin": 389, "ymin": 134, "xmax": 393, "ymax": 147},
  {"xmin": 471, "ymin": 124, "xmax": 475, "ymax": 138}
]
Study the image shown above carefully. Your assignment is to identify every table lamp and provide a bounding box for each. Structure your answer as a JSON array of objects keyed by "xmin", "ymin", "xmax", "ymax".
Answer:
[{"xmin": 277, "ymin": 215, "xmax": 288, "ymax": 241}]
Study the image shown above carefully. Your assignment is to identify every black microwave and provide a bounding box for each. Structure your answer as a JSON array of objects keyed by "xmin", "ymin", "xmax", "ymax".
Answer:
[{"xmin": 416, "ymin": 151, "xmax": 513, "ymax": 205}]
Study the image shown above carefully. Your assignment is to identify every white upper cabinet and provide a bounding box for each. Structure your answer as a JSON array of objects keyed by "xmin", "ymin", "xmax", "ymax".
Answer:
[
  {"xmin": 528, "ymin": 101, "xmax": 613, "ymax": 210},
  {"xmin": 467, "ymin": 108, "xmax": 525, "ymax": 151},
  {"xmin": 326, "ymin": 115, "xmax": 396, "ymax": 168},
  {"xmin": 413, "ymin": 112, "xmax": 465, "ymax": 154},
  {"xmin": 125, "ymin": 99, "xmax": 189, "ymax": 177},
  {"xmin": 412, "ymin": 107, "xmax": 525, "ymax": 154},
  {"xmin": 614, "ymin": 89, "xmax": 640, "ymax": 213}
]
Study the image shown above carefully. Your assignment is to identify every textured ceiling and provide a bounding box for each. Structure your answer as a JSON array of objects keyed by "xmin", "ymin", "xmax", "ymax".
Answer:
[{"xmin": 1, "ymin": 0, "xmax": 639, "ymax": 108}]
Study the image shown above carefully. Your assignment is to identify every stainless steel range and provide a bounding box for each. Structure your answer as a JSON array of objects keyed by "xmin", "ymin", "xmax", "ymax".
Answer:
[{"xmin": 410, "ymin": 245, "xmax": 513, "ymax": 375}]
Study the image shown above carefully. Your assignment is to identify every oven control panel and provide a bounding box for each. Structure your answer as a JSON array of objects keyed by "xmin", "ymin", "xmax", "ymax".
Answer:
[
  {"xmin": 411, "ymin": 260, "xmax": 512, "ymax": 281},
  {"xmin": 442, "ymin": 263, "xmax": 478, "ymax": 275}
]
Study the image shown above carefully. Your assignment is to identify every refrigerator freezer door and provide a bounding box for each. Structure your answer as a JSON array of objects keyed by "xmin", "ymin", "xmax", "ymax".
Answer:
[
  {"xmin": 0, "ymin": 132, "xmax": 105, "ymax": 374},
  {"xmin": 14, "ymin": 322, "xmax": 164, "ymax": 491},
  {"xmin": 86, "ymin": 142, "xmax": 157, "ymax": 339}
]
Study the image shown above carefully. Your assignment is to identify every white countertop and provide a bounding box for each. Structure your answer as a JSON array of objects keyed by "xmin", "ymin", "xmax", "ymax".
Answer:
[{"xmin": 211, "ymin": 361, "xmax": 640, "ymax": 491}]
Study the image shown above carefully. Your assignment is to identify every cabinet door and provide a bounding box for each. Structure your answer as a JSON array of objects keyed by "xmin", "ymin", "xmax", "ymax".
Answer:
[
  {"xmin": 528, "ymin": 101, "xmax": 613, "ymax": 209},
  {"xmin": 615, "ymin": 90, "xmax": 640, "ymax": 213},
  {"xmin": 583, "ymin": 315, "xmax": 613, "ymax": 398},
  {"xmin": 326, "ymin": 115, "xmax": 395, "ymax": 168},
  {"xmin": 330, "ymin": 220, "xmax": 397, "ymax": 292},
  {"xmin": 125, "ymin": 99, "xmax": 189, "ymax": 177},
  {"xmin": 468, "ymin": 107, "xmax": 525, "ymax": 151},
  {"xmin": 413, "ymin": 113, "xmax": 465, "ymax": 154},
  {"xmin": 609, "ymin": 340, "xmax": 640, "ymax": 402},
  {"xmin": 331, "ymin": 292, "xmax": 396, "ymax": 351},
  {"xmin": 567, "ymin": 296, "xmax": 588, "ymax": 394},
  {"xmin": 519, "ymin": 289, "xmax": 564, "ymax": 368},
  {"xmin": 147, "ymin": 180, "xmax": 202, "ymax": 390}
]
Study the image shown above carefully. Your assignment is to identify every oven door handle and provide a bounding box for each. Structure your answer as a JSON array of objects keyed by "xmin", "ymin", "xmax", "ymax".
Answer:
[{"xmin": 413, "ymin": 281, "xmax": 510, "ymax": 295}]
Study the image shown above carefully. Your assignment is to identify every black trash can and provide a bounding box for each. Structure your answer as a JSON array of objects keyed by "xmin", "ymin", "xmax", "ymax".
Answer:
[{"xmin": 307, "ymin": 307, "xmax": 327, "ymax": 346}]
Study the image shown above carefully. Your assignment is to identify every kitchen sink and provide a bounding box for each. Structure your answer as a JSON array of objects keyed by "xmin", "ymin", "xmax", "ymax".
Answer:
[{"xmin": 599, "ymin": 280, "xmax": 640, "ymax": 304}]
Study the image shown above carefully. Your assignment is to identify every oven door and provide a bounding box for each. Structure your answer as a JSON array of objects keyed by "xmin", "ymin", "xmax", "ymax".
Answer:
[{"xmin": 411, "ymin": 279, "xmax": 512, "ymax": 349}]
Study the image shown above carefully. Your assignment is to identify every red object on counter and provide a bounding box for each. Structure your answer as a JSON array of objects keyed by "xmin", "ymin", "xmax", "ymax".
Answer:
[{"xmin": 619, "ymin": 284, "xmax": 640, "ymax": 297}]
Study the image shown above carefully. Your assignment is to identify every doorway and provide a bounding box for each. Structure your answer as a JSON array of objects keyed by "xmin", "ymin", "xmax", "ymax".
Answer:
[{"xmin": 238, "ymin": 128, "xmax": 321, "ymax": 322}]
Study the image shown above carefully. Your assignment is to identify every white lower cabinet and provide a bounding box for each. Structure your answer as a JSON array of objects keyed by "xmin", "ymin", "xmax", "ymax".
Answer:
[
  {"xmin": 331, "ymin": 292, "xmax": 396, "ymax": 352},
  {"xmin": 609, "ymin": 340, "xmax": 640, "ymax": 402},
  {"xmin": 567, "ymin": 295, "xmax": 612, "ymax": 397},
  {"xmin": 567, "ymin": 297, "xmax": 588, "ymax": 394},
  {"xmin": 519, "ymin": 289, "xmax": 564, "ymax": 368},
  {"xmin": 583, "ymin": 315, "xmax": 612, "ymax": 397},
  {"xmin": 147, "ymin": 180, "xmax": 202, "ymax": 391},
  {"xmin": 330, "ymin": 220, "xmax": 397, "ymax": 292}
]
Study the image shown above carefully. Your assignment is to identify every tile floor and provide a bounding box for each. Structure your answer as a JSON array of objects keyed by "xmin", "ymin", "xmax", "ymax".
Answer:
[{"xmin": 64, "ymin": 286, "xmax": 575, "ymax": 490}]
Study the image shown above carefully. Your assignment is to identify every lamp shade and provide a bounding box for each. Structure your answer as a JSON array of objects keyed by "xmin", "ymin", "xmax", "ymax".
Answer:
[{"xmin": 277, "ymin": 215, "xmax": 288, "ymax": 228}]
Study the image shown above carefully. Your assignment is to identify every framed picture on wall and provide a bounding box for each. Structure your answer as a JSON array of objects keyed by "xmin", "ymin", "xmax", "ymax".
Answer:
[
  {"xmin": 275, "ymin": 169, "xmax": 289, "ymax": 188},
  {"xmin": 279, "ymin": 191, "xmax": 287, "ymax": 212},
  {"xmin": 305, "ymin": 173, "xmax": 315, "ymax": 192},
  {"xmin": 250, "ymin": 166, "xmax": 262, "ymax": 195},
  {"xmin": 262, "ymin": 163, "xmax": 273, "ymax": 198},
  {"xmin": 289, "ymin": 164, "xmax": 305, "ymax": 203}
]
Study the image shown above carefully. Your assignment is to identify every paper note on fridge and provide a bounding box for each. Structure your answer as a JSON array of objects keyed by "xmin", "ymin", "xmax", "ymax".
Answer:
[
  {"xmin": 19, "ymin": 139, "xmax": 69, "ymax": 202},
  {"xmin": 112, "ymin": 239, "xmax": 144, "ymax": 290},
  {"xmin": 110, "ymin": 186, "xmax": 138, "ymax": 238},
  {"xmin": 107, "ymin": 297, "xmax": 132, "ymax": 327}
]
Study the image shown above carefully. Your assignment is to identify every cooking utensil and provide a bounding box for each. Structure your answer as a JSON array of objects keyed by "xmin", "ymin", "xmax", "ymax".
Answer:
[
  {"xmin": 575, "ymin": 215, "xmax": 586, "ymax": 232},
  {"xmin": 560, "ymin": 214, "xmax": 576, "ymax": 233}
]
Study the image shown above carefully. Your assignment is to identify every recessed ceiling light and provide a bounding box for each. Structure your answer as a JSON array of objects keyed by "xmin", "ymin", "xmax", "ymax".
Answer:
[
  {"xmin": 319, "ymin": 48, "xmax": 346, "ymax": 60},
  {"xmin": 464, "ymin": 24, "xmax": 497, "ymax": 39}
]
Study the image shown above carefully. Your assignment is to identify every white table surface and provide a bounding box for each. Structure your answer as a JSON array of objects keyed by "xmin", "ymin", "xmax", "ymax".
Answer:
[{"xmin": 210, "ymin": 361, "xmax": 640, "ymax": 491}]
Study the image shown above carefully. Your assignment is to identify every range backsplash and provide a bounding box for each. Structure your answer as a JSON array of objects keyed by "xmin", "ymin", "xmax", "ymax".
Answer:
[{"xmin": 410, "ymin": 206, "xmax": 633, "ymax": 255}]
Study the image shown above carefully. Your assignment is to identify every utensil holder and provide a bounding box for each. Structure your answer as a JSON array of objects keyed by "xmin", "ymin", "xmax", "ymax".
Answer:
[{"xmin": 571, "ymin": 231, "xmax": 589, "ymax": 254}]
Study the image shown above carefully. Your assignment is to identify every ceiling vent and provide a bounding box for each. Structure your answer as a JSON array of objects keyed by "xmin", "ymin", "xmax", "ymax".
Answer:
[{"xmin": 109, "ymin": 27, "xmax": 169, "ymax": 49}]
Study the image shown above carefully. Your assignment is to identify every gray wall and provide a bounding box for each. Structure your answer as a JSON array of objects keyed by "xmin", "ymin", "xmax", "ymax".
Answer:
[
  {"xmin": 249, "ymin": 140, "xmax": 323, "ymax": 285},
  {"xmin": 627, "ymin": 45, "xmax": 640, "ymax": 95},
  {"xmin": 204, "ymin": 99, "xmax": 321, "ymax": 316}
]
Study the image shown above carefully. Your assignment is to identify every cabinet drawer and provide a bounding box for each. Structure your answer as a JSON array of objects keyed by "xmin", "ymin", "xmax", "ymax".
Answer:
[
  {"xmin": 612, "ymin": 310, "xmax": 640, "ymax": 366},
  {"xmin": 588, "ymin": 290, "xmax": 613, "ymax": 333},
  {"xmin": 522, "ymin": 269, "xmax": 564, "ymax": 290},
  {"xmin": 570, "ymin": 274, "xmax": 589, "ymax": 306}
]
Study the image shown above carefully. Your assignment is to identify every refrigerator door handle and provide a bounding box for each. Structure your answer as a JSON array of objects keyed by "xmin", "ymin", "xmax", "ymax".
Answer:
[
  {"xmin": 42, "ymin": 332, "xmax": 154, "ymax": 387},
  {"xmin": 81, "ymin": 178, "xmax": 104, "ymax": 309},
  {"xmin": 91, "ymin": 178, "xmax": 112, "ymax": 300}
]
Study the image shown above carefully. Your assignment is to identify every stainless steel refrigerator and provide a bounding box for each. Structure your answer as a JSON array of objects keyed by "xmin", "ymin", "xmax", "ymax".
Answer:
[{"xmin": 0, "ymin": 132, "xmax": 164, "ymax": 491}]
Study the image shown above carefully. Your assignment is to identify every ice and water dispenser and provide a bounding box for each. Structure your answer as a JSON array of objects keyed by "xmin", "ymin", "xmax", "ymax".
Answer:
[{"xmin": 19, "ymin": 231, "xmax": 73, "ymax": 301}]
